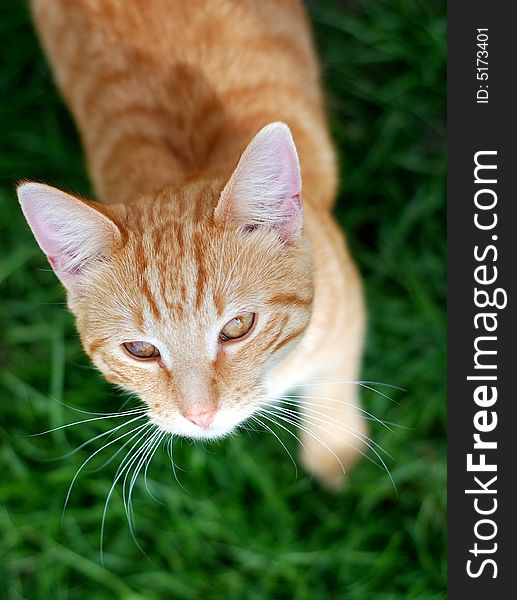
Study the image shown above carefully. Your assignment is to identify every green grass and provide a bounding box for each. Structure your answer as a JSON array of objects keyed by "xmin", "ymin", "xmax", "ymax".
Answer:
[{"xmin": 0, "ymin": 0, "xmax": 446, "ymax": 598}]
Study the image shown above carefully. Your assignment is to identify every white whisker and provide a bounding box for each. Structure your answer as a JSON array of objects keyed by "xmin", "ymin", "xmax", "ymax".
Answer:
[
  {"xmin": 256, "ymin": 408, "xmax": 348, "ymax": 481},
  {"xmin": 50, "ymin": 399, "xmax": 145, "ymax": 417},
  {"xmin": 250, "ymin": 414, "xmax": 298, "ymax": 477},
  {"xmin": 262, "ymin": 405, "xmax": 397, "ymax": 494},
  {"xmin": 100, "ymin": 425, "xmax": 156, "ymax": 562},
  {"xmin": 30, "ymin": 408, "xmax": 147, "ymax": 437},
  {"xmin": 304, "ymin": 376, "xmax": 405, "ymax": 391},
  {"xmin": 277, "ymin": 396, "xmax": 407, "ymax": 430},
  {"xmin": 143, "ymin": 430, "xmax": 167, "ymax": 502},
  {"xmin": 88, "ymin": 417, "xmax": 152, "ymax": 474},
  {"xmin": 166, "ymin": 435, "xmax": 188, "ymax": 492},
  {"xmin": 254, "ymin": 404, "xmax": 309, "ymax": 457},
  {"xmin": 276, "ymin": 395, "xmax": 394, "ymax": 433},
  {"xmin": 62, "ymin": 421, "xmax": 149, "ymax": 523},
  {"xmin": 294, "ymin": 379, "xmax": 402, "ymax": 405},
  {"xmin": 54, "ymin": 414, "xmax": 147, "ymax": 460},
  {"xmin": 124, "ymin": 428, "xmax": 163, "ymax": 543},
  {"xmin": 265, "ymin": 400, "xmax": 394, "ymax": 460},
  {"xmin": 262, "ymin": 402, "xmax": 393, "ymax": 462}
]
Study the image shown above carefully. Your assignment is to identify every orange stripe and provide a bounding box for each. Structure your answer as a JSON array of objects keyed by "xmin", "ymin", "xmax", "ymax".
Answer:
[
  {"xmin": 262, "ymin": 315, "xmax": 289, "ymax": 352},
  {"xmin": 99, "ymin": 134, "xmax": 184, "ymax": 178},
  {"xmin": 268, "ymin": 293, "xmax": 312, "ymax": 308},
  {"xmin": 141, "ymin": 277, "xmax": 161, "ymax": 321},
  {"xmin": 88, "ymin": 337, "xmax": 107, "ymax": 355},
  {"xmin": 194, "ymin": 231, "xmax": 207, "ymax": 310},
  {"xmin": 212, "ymin": 287, "xmax": 225, "ymax": 317},
  {"xmin": 271, "ymin": 327, "xmax": 305, "ymax": 354},
  {"xmin": 133, "ymin": 306, "xmax": 145, "ymax": 331}
]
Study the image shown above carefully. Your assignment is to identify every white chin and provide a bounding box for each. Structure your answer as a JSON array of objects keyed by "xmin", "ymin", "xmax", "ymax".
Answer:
[
  {"xmin": 151, "ymin": 413, "xmax": 245, "ymax": 441},
  {"xmin": 183, "ymin": 424, "xmax": 238, "ymax": 440}
]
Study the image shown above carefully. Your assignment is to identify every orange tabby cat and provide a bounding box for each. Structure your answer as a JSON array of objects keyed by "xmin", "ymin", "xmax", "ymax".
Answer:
[{"xmin": 18, "ymin": 0, "xmax": 365, "ymax": 487}]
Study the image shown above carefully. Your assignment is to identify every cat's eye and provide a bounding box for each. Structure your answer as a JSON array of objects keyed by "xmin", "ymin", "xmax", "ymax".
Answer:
[
  {"xmin": 220, "ymin": 312, "xmax": 256, "ymax": 341},
  {"xmin": 123, "ymin": 341, "xmax": 160, "ymax": 360}
]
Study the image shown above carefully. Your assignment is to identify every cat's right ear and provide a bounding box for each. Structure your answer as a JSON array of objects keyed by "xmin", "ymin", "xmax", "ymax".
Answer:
[
  {"xmin": 17, "ymin": 182, "xmax": 121, "ymax": 290},
  {"xmin": 214, "ymin": 122, "xmax": 303, "ymax": 244}
]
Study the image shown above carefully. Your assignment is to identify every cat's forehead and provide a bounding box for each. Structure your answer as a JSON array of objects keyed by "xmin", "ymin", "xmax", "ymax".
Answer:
[
  {"xmin": 105, "ymin": 191, "xmax": 305, "ymax": 338},
  {"xmin": 116, "ymin": 224, "xmax": 274, "ymax": 334},
  {"xmin": 125, "ymin": 181, "xmax": 221, "ymax": 225}
]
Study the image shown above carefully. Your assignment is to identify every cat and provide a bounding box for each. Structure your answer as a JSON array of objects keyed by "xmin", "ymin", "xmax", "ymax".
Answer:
[{"xmin": 18, "ymin": 0, "xmax": 366, "ymax": 488}]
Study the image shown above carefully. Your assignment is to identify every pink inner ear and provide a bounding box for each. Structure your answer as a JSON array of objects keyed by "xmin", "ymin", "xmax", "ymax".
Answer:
[
  {"xmin": 47, "ymin": 254, "xmax": 81, "ymax": 276},
  {"xmin": 277, "ymin": 135, "xmax": 302, "ymax": 201},
  {"xmin": 17, "ymin": 182, "xmax": 120, "ymax": 289},
  {"xmin": 26, "ymin": 210, "xmax": 86, "ymax": 284},
  {"xmin": 216, "ymin": 122, "xmax": 304, "ymax": 243},
  {"xmin": 278, "ymin": 195, "xmax": 303, "ymax": 241},
  {"xmin": 26, "ymin": 215, "xmax": 68, "ymax": 259}
]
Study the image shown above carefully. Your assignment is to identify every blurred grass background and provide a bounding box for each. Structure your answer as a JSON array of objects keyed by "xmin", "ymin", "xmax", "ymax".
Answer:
[{"xmin": 0, "ymin": 0, "xmax": 446, "ymax": 598}]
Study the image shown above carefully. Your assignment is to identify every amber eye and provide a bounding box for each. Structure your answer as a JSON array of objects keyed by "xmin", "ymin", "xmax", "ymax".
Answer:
[
  {"xmin": 219, "ymin": 312, "xmax": 256, "ymax": 341},
  {"xmin": 123, "ymin": 341, "xmax": 160, "ymax": 360}
]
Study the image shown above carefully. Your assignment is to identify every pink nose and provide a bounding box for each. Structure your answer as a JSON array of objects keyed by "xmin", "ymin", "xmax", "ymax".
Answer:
[{"xmin": 184, "ymin": 409, "xmax": 215, "ymax": 429}]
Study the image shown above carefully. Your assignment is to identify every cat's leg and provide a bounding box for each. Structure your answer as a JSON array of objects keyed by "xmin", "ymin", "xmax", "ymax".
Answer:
[{"xmin": 297, "ymin": 362, "xmax": 368, "ymax": 490}]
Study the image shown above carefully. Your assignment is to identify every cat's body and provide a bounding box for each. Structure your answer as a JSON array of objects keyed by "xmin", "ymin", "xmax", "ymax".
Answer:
[{"xmin": 20, "ymin": 0, "xmax": 365, "ymax": 487}]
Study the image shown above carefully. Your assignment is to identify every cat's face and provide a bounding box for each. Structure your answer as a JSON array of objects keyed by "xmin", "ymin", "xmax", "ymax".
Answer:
[
  {"xmin": 72, "ymin": 196, "xmax": 312, "ymax": 439},
  {"xmin": 18, "ymin": 122, "xmax": 313, "ymax": 439}
]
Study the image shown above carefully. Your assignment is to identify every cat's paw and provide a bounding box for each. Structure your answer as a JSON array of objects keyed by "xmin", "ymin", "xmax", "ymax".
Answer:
[{"xmin": 299, "ymin": 435, "xmax": 365, "ymax": 491}]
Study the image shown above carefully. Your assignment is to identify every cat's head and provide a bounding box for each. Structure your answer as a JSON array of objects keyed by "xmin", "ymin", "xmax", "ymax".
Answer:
[{"xmin": 18, "ymin": 122, "xmax": 313, "ymax": 439}]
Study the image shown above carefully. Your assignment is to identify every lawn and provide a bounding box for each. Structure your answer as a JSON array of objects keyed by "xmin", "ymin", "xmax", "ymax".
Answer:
[{"xmin": 0, "ymin": 1, "xmax": 446, "ymax": 598}]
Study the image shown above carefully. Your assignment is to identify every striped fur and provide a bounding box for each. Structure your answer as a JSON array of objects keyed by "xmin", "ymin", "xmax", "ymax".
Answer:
[{"xmin": 21, "ymin": 0, "xmax": 366, "ymax": 487}]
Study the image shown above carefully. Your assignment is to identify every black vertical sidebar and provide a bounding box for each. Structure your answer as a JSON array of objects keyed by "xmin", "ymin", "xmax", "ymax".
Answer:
[{"xmin": 448, "ymin": 2, "xmax": 516, "ymax": 597}]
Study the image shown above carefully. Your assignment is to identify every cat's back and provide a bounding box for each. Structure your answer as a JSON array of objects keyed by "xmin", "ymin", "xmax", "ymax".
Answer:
[{"xmin": 31, "ymin": 0, "xmax": 336, "ymax": 207}]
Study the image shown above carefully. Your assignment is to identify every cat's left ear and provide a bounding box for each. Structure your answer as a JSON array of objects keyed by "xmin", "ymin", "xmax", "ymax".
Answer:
[
  {"xmin": 215, "ymin": 122, "xmax": 303, "ymax": 243},
  {"xmin": 17, "ymin": 182, "xmax": 121, "ymax": 290}
]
